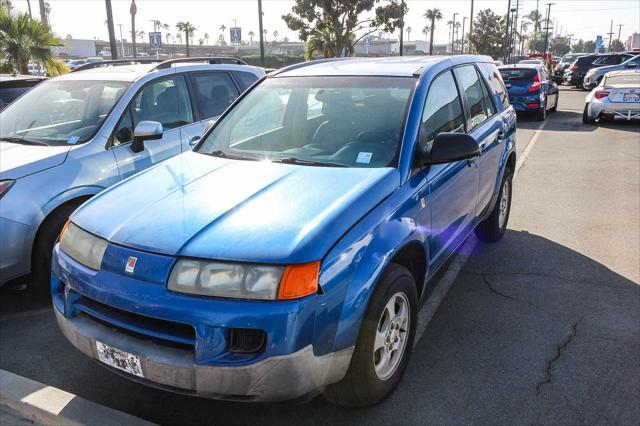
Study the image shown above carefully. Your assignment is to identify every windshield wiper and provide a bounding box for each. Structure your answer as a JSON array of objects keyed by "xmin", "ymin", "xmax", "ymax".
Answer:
[
  {"xmin": 206, "ymin": 150, "xmax": 258, "ymax": 161},
  {"xmin": 274, "ymin": 157, "xmax": 348, "ymax": 168},
  {"xmin": 1, "ymin": 136, "xmax": 48, "ymax": 146}
]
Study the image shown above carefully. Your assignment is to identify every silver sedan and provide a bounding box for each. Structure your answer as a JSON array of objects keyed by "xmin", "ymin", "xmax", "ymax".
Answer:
[{"xmin": 583, "ymin": 70, "xmax": 640, "ymax": 124}]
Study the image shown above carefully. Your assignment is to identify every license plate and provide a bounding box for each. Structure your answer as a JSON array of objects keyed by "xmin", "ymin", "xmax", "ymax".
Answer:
[
  {"xmin": 623, "ymin": 93, "xmax": 639, "ymax": 102},
  {"xmin": 96, "ymin": 341, "xmax": 144, "ymax": 377}
]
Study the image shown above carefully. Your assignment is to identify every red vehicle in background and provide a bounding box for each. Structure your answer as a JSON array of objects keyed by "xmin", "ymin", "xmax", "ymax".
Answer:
[{"xmin": 528, "ymin": 52, "xmax": 557, "ymax": 70}]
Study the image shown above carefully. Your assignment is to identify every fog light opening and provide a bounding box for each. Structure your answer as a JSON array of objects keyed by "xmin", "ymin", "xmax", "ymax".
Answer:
[{"xmin": 229, "ymin": 328, "xmax": 266, "ymax": 353}]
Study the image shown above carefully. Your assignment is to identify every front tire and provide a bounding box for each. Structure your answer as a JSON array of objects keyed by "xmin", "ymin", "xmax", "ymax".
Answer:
[
  {"xmin": 323, "ymin": 263, "xmax": 418, "ymax": 406},
  {"xmin": 31, "ymin": 200, "xmax": 86, "ymax": 295},
  {"xmin": 475, "ymin": 167, "xmax": 513, "ymax": 242}
]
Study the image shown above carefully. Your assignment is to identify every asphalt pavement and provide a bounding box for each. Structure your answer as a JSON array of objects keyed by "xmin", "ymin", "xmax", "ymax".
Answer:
[{"xmin": 0, "ymin": 86, "xmax": 638, "ymax": 425}]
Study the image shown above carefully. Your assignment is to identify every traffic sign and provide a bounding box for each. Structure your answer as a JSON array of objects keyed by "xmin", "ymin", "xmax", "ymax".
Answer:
[
  {"xmin": 364, "ymin": 37, "xmax": 372, "ymax": 46},
  {"xmin": 230, "ymin": 27, "xmax": 241, "ymax": 44},
  {"xmin": 149, "ymin": 32, "xmax": 162, "ymax": 51},
  {"xmin": 595, "ymin": 35, "xmax": 603, "ymax": 53}
]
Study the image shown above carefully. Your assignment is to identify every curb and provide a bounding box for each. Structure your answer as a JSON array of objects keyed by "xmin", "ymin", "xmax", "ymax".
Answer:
[{"xmin": 0, "ymin": 369, "xmax": 156, "ymax": 426}]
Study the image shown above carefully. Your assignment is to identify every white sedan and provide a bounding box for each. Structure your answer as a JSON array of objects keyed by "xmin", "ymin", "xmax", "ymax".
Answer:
[{"xmin": 583, "ymin": 70, "xmax": 640, "ymax": 124}]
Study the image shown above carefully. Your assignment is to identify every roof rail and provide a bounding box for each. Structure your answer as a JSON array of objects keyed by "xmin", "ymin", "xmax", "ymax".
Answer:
[
  {"xmin": 70, "ymin": 59, "xmax": 161, "ymax": 73},
  {"xmin": 269, "ymin": 57, "xmax": 353, "ymax": 76},
  {"xmin": 149, "ymin": 57, "xmax": 247, "ymax": 71}
]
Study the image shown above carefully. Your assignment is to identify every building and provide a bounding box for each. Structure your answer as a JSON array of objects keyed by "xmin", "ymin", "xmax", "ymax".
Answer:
[{"xmin": 625, "ymin": 33, "xmax": 640, "ymax": 51}]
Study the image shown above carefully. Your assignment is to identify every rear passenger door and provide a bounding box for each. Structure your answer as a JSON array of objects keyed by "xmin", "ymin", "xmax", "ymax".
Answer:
[
  {"xmin": 110, "ymin": 75, "xmax": 194, "ymax": 179},
  {"xmin": 454, "ymin": 65, "xmax": 504, "ymax": 213},
  {"xmin": 180, "ymin": 71, "xmax": 241, "ymax": 151}
]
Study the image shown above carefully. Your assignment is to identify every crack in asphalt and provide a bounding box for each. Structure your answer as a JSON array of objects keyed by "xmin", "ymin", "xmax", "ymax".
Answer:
[
  {"xmin": 535, "ymin": 320, "xmax": 580, "ymax": 396},
  {"xmin": 480, "ymin": 273, "xmax": 518, "ymax": 302}
]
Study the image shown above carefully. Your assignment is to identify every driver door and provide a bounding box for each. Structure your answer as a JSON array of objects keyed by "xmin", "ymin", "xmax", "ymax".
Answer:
[{"xmin": 110, "ymin": 76, "xmax": 193, "ymax": 179}]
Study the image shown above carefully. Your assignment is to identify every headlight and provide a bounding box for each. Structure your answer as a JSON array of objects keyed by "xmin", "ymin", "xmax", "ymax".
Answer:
[
  {"xmin": 59, "ymin": 222, "xmax": 108, "ymax": 270},
  {"xmin": 0, "ymin": 180, "xmax": 15, "ymax": 199},
  {"xmin": 168, "ymin": 259, "xmax": 320, "ymax": 300}
]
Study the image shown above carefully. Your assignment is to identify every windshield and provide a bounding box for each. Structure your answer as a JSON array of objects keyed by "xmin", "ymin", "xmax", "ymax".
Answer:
[
  {"xmin": 196, "ymin": 76, "xmax": 416, "ymax": 168},
  {"xmin": 0, "ymin": 79, "xmax": 130, "ymax": 146}
]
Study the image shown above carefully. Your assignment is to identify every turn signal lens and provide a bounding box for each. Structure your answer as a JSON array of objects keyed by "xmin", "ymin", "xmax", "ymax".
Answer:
[
  {"xmin": 277, "ymin": 261, "xmax": 320, "ymax": 300},
  {"xmin": 594, "ymin": 90, "xmax": 609, "ymax": 100},
  {"xmin": 60, "ymin": 220, "xmax": 71, "ymax": 239}
]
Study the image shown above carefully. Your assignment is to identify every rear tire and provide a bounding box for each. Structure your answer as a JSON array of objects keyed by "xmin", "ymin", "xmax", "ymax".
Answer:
[
  {"xmin": 582, "ymin": 104, "xmax": 595, "ymax": 124},
  {"xmin": 323, "ymin": 263, "xmax": 418, "ymax": 406},
  {"xmin": 536, "ymin": 101, "xmax": 547, "ymax": 121},
  {"xmin": 475, "ymin": 167, "xmax": 513, "ymax": 243},
  {"xmin": 31, "ymin": 200, "xmax": 87, "ymax": 296}
]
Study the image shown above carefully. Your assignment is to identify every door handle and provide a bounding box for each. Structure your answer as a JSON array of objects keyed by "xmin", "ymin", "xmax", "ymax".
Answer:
[
  {"xmin": 189, "ymin": 136, "xmax": 201, "ymax": 147},
  {"xmin": 467, "ymin": 157, "xmax": 477, "ymax": 167},
  {"xmin": 497, "ymin": 129, "xmax": 506, "ymax": 142}
]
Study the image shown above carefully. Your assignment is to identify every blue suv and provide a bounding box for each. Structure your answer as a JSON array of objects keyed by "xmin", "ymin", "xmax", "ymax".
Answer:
[
  {"xmin": 52, "ymin": 56, "xmax": 516, "ymax": 405},
  {"xmin": 0, "ymin": 58, "xmax": 264, "ymax": 291}
]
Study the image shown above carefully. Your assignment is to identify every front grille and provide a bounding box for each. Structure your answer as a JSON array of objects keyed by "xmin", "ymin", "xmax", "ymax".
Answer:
[{"xmin": 75, "ymin": 295, "xmax": 196, "ymax": 348}]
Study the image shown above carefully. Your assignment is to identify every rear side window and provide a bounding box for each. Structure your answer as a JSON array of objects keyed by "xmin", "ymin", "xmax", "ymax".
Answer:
[
  {"xmin": 485, "ymin": 67, "xmax": 510, "ymax": 109},
  {"xmin": 457, "ymin": 65, "xmax": 493, "ymax": 130},
  {"xmin": 190, "ymin": 72, "xmax": 240, "ymax": 120},
  {"xmin": 231, "ymin": 71, "xmax": 260, "ymax": 91},
  {"xmin": 420, "ymin": 70, "xmax": 465, "ymax": 152}
]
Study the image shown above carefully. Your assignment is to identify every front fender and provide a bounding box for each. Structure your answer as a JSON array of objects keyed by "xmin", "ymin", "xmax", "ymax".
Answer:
[
  {"xmin": 316, "ymin": 205, "xmax": 428, "ymax": 354},
  {"xmin": 41, "ymin": 185, "xmax": 106, "ymax": 218}
]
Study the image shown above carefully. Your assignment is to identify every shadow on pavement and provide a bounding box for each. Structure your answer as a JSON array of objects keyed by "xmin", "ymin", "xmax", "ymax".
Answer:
[{"xmin": 0, "ymin": 231, "xmax": 638, "ymax": 425}]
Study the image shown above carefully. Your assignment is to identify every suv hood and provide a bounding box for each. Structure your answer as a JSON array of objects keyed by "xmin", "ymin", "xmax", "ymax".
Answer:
[
  {"xmin": 72, "ymin": 151, "xmax": 400, "ymax": 264},
  {"xmin": 0, "ymin": 142, "xmax": 70, "ymax": 179}
]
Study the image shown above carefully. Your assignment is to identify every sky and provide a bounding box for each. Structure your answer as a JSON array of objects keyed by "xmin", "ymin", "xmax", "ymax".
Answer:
[{"xmin": 11, "ymin": 0, "xmax": 640, "ymax": 46}]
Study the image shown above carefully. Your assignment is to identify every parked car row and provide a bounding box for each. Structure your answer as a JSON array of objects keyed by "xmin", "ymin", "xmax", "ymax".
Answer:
[
  {"xmin": 562, "ymin": 52, "xmax": 637, "ymax": 89},
  {"xmin": 1, "ymin": 55, "xmax": 517, "ymax": 405},
  {"xmin": 0, "ymin": 58, "xmax": 264, "ymax": 291}
]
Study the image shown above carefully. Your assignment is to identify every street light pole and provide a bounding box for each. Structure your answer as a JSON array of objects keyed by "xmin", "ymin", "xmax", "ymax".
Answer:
[
  {"xmin": 543, "ymin": 2, "xmax": 554, "ymax": 53},
  {"xmin": 117, "ymin": 23, "xmax": 126, "ymax": 58},
  {"xmin": 130, "ymin": 0, "xmax": 137, "ymax": 59},
  {"xmin": 399, "ymin": 0, "xmax": 406, "ymax": 56},
  {"xmin": 504, "ymin": 0, "xmax": 512, "ymax": 62},
  {"xmin": 105, "ymin": 0, "xmax": 118, "ymax": 60},
  {"xmin": 461, "ymin": 17, "xmax": 467, "ymax": 54},
  {"xmin": 451, "ymin": 12, "xmax": 458, "ymax": 55},
  {"xmin": 258, "ymin": 0, "xmax": 265, "ymax": 67},
  {"xmin": 468, "ymin": 0, "xmax": 474, "ymax": 52},
  {"xmin": 607, "ymin": 20, "xmax": 614, "ymax": 51}
]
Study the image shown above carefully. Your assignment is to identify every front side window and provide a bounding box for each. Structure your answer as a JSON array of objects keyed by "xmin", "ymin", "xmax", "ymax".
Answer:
[
  {"xmin": 420, "ymin": 70, "xmax": 465, "ymax": 153},
  {"xmin": 197, "ymin": 76, "xmax": 415, "ymax": 168},
  {"xmin": 0, "ymin": 80, "xmax": 130, "ymax": 145},
  {"xmin": 190, "ymin": 72, "xmax": 240, "ymax": 120},
  {"xmin": 131, "ymin": 76, "xmax": 193, "ymax": 131}
]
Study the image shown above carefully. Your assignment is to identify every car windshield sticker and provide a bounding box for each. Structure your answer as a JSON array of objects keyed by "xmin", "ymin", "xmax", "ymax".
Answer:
[
  {"xmin": 67, "ymin": 136, "xmax": 80, "ymax": 145},
  {"xmin": 356, "ymin": 152, "xmax": 372, "ymax": 164}
]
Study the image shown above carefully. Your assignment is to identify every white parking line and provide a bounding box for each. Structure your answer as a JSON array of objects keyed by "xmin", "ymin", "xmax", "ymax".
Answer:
[
  {"xmin": 414, "ymin": 117, "xmax": 548, "ymax": 345},
  {"xmin": 516, "ymin": 119, "xmax": 549, "ymax": 176}
]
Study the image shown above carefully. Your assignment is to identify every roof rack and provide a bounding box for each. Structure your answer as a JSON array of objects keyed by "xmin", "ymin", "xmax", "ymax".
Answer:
[
  {"xmin": 269, "ymin": 57, "xmax": 352, "ymax": 76},
  {"xmin": 70, "ymin": 57, "xmax": 248, "ymax": 74},
  {"xmin": 70, "ymin": 59, "xmax": 161, "ymax": 73},
  {"xmin": 149, "ymin": 57, "xmax": 247, "ymax": 71}
]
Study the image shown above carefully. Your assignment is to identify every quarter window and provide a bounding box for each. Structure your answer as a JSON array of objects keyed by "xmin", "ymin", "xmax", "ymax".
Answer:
[
  {"xmin": 420, "ymin": 70, "xmax": 465, "ymax": 152},
  {"xmin": 190, "ymin": 72, "xmax": 240, "ymax": 120},
  {"xmin": 489, "ymin": 69, "xmax": 510, "ymax": 108},
  {"xmin": 131, "ymin": 76, "xmax": 193, "ymax": 131},
  {"xmin": 231, "ymin": 71, "xmax": 260, "ymax": 91}
]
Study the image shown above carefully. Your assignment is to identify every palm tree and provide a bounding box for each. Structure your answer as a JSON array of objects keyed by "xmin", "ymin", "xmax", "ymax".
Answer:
[
  {"xmin": 204, "ymin": 32, "xmax": 209, "ymax": 45},
  {"xmin": 424, "ymin": 8, "xmax": 443, "ymax": 55},
  {"xmin": 406, "ymin": 26, "xmax": 412, "ymax": 42},
  {"xmin": 272, "ymin": 30, "xmax": 278, "ymax": 42},
  {"xmin": 263, "ymin": 28, "xmax": 268, "ymax": 42},
  {"xmin": 219, "ymin": 24, "xmax": 226, "ymax": 44},
  {"xmin": 454, "ymin": 22, "xmax": 461, "ymax": 54},
  {"xmin": 176, "ymin": 21, "xmax": 196, "ymax": 57},
  {"xmin": 0, "ymin": 8, "xmax": 67, "ymax": 75},
  {"xmin": 248, "ymin": 30, "xmax": 255, "ymax": 46},
  {"xmin": 422, "ymin": 25, "xmax": 430, "ymax": 42},
  {"xmin": 304, "ymin": 28, "xmax": 335, "ymax": 60}
]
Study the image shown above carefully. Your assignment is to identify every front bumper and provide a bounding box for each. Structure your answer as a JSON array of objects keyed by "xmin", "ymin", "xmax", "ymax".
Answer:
[
  {"xmin": 588, "ymin": 101, "xmax": 640, "ymax": 120},
  {"xmin": 54, "ymin": 308, "xmax": 353, "ymax": 401},
  {"xmin": 0, "ymin": 217, "xmax": 35, "ymax": 286},
  {"xmin": 51, "ymin": 244, "xmax": 354, "ymax": 401}
]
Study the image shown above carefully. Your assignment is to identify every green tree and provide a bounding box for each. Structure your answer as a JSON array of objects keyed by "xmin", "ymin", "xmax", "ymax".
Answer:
[
  {"xmin": 283, "ymin": 0, "xmax": 406, "ymax": 58},
  {"xmin": 248, "ymin": 30, "xmax": 255, "ymax": 45},
  {"xmin": 424, "ymin": 8, "xmax": 442, "ymax": 55},
  {"xmin": 583, "ymin": 40, "xmax": 596, "ymax": 53},
  {"xmin": 549, "ymin": 36, "xmax": 571, "ymax": 56},
  {"xmin": 467, "ymin": 9, "xmax": 505, "ymax": 59},
  {"xmin": 572, "ymin": 38, "xmax": 585, "ymax": 53},
  {"xmin": 610, "ymin": 39, "xmax": 624, "ymax": 52},
  {"xmin": 0, "ymin": 7, "xmax": 67, "ymax": 75},
  {"xmin": 176, "ymin": 21, "xmax": 196, "ymax": 57}
]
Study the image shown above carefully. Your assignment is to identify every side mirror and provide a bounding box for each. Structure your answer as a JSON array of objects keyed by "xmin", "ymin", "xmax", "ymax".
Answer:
[
  {"xmin": 421, "ymin": 132, "xmax": 480, "ymax": 165},
  {"xmin": 625, "ymin": 61, "xmax": 637, "ymax": 68},
  {"xmin": 131, "ymin": 121, "xmax": 163, "ymax": 153}
]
